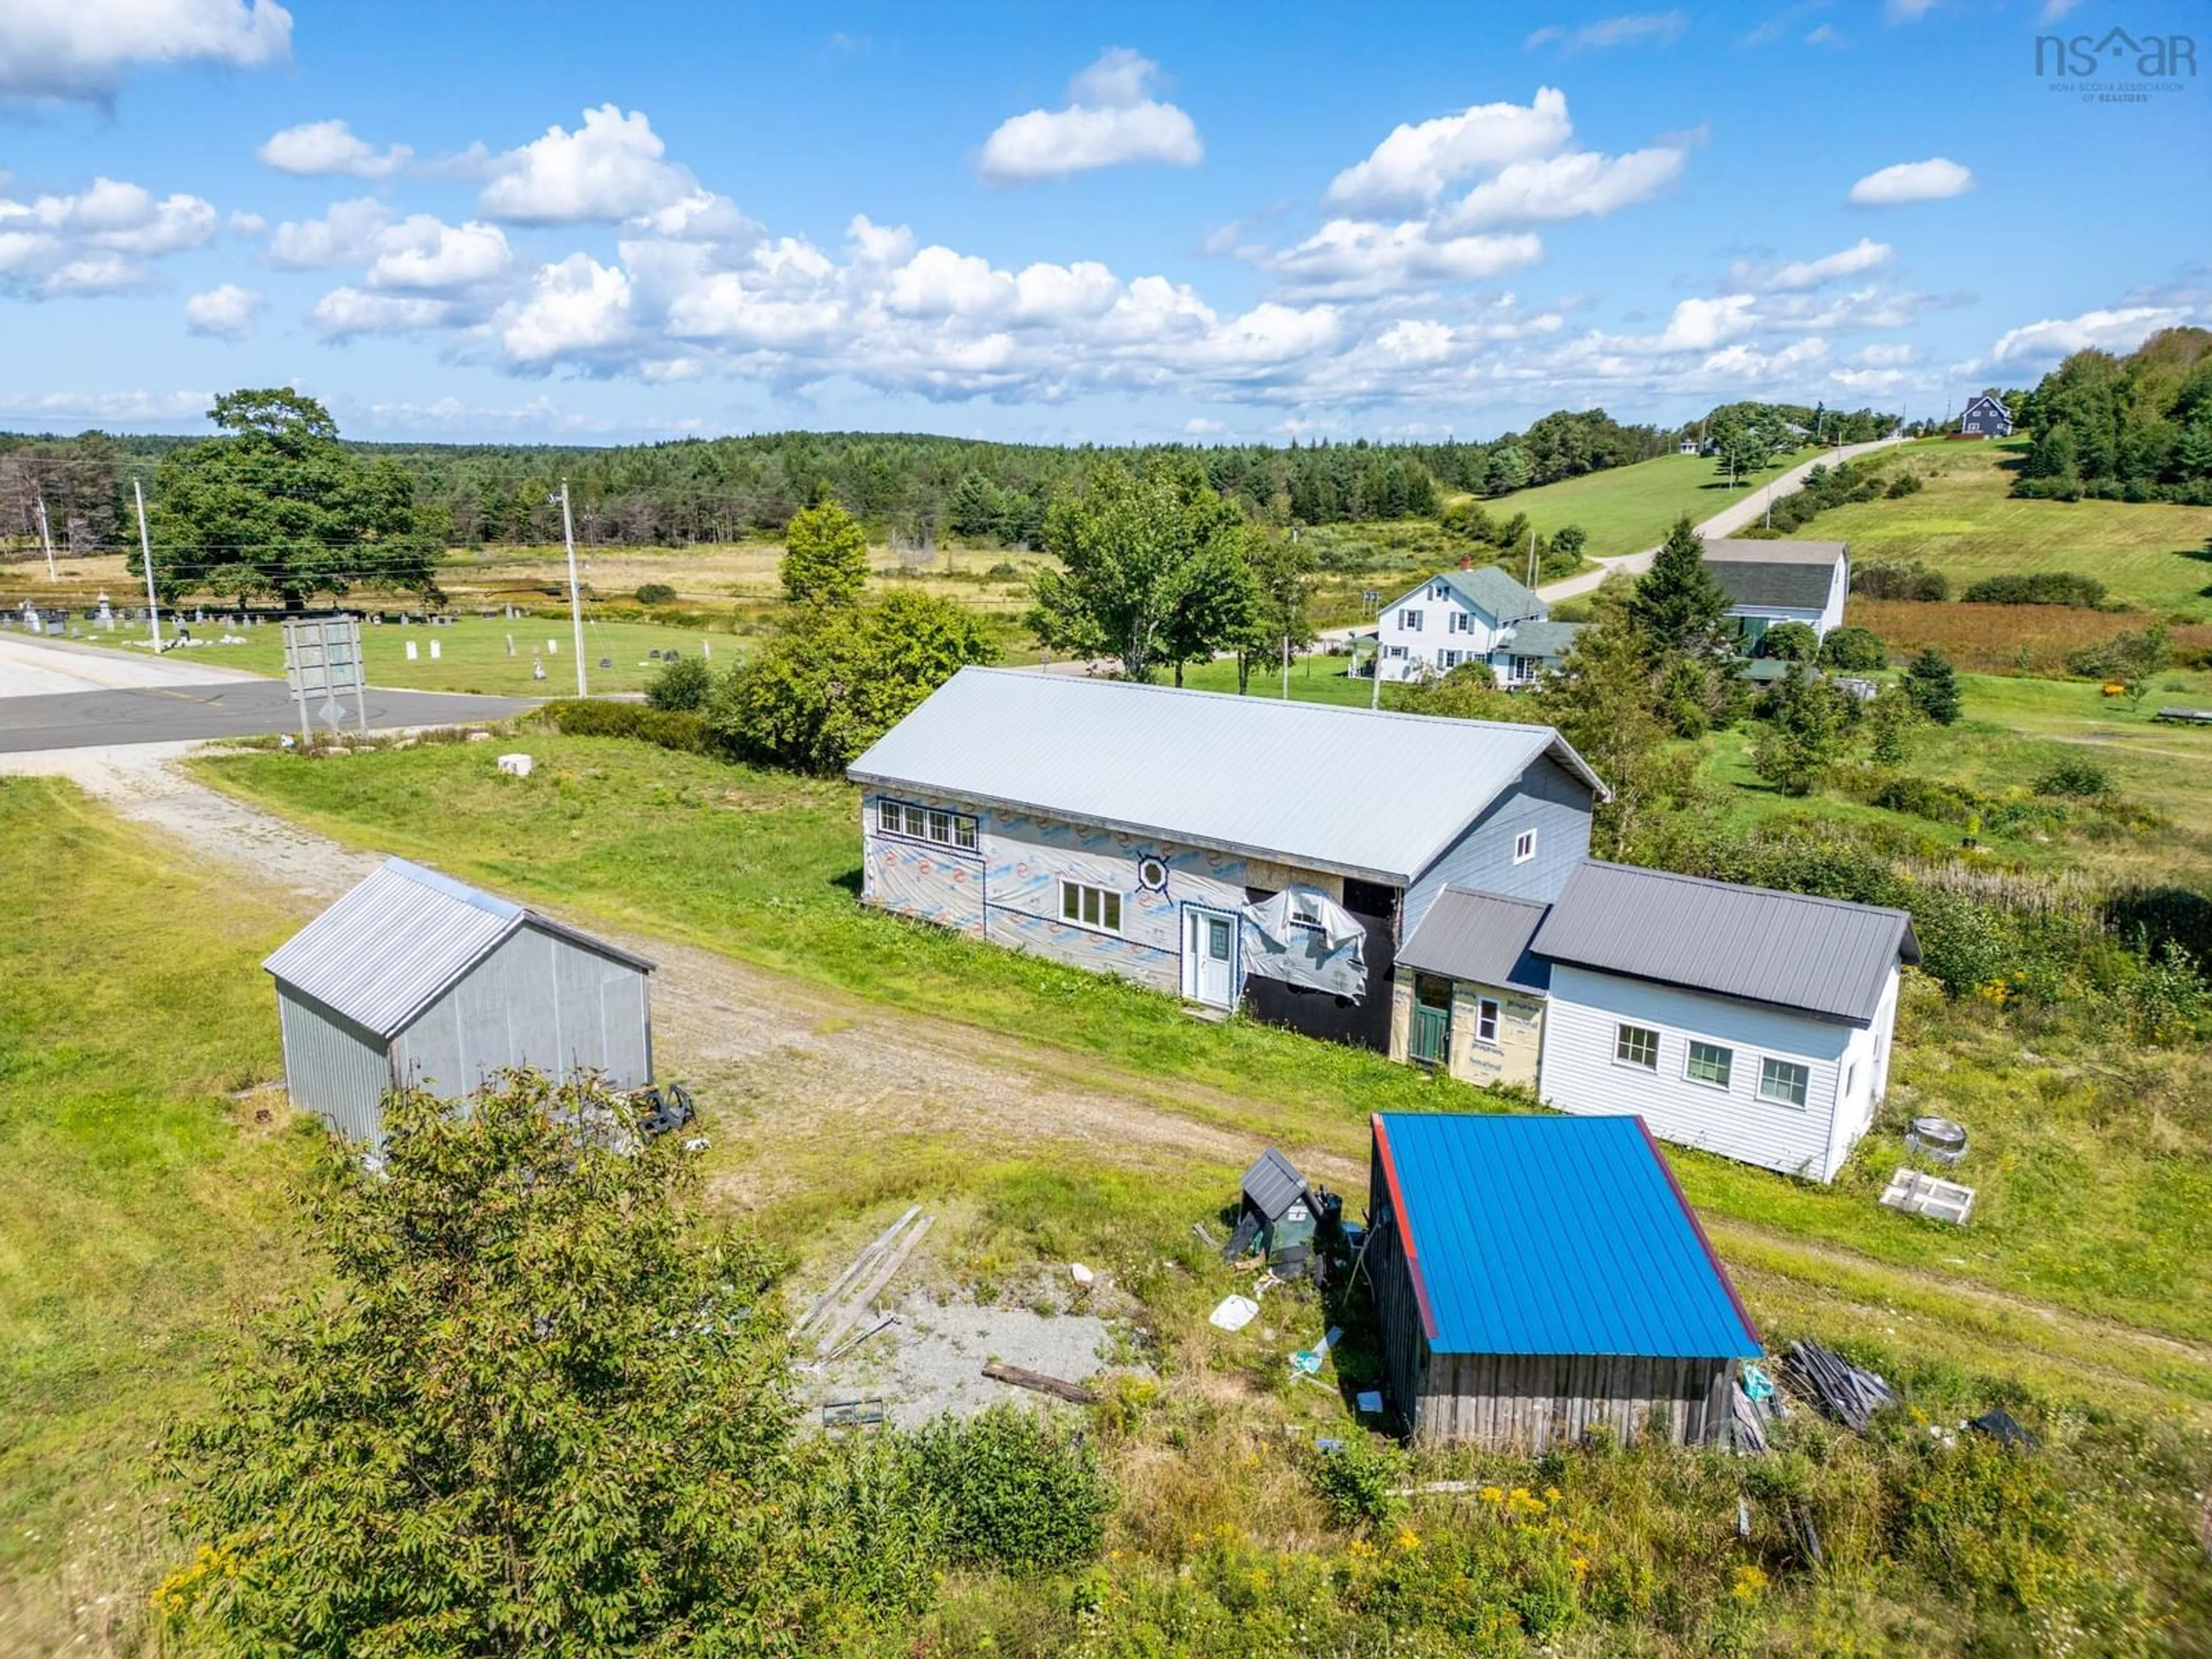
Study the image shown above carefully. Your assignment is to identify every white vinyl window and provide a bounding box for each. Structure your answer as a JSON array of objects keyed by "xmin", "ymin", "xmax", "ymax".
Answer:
[
  {"xmin": 1686, "ymin": 1040, "xmax": 1733, "ymax": 1090},
  {"xmin": 1060, "ymin": 881, "xmax": 1122, "ymax": 933},
  {"xmin": 1759, "ymin": 1057, "xmax": 1810, "ymax": 1108},
  {"xmin": 953, "ymin": 817, "xmax": 978, "ymax": 850},
  {"xmin": 1615, "ymin": 1023, "xmax": 1660, "ymax": 1071},
  {"xmin": 877, "ymin": 798, "xmax": 978, "ymax": 852},
  {"xmin": 877, "ymin": 799, "xmax": 900, "ymax": 833},
  {"xmin": 1513, "ymin": 828, "xmax": 1537, "ymax": 864},
  {"xmin": 1402, "ymin": 609, "xmax": 1423, "ymax": 631},
  {"xmin": 1476, "ymin": 997, "xmax": 1501, "ymax": 1045}
]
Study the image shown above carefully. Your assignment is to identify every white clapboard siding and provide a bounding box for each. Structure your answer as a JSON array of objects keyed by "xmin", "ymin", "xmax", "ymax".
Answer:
[{"xmin": 1537, "ymin": 964, "xmax": 1853, "ymax": 1181}]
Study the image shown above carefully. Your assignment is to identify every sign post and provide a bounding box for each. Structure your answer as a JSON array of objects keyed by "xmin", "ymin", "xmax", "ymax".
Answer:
[{"xmin": 282, "ymin": 615, "xmax": 369, "ymax": 741}]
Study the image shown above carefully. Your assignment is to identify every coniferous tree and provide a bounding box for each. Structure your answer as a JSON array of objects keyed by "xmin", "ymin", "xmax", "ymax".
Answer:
[
  {"xmin": 1903, "ymin": 648, "xmax": 1964, "ymax": 725},
  {"xmin": 1627, "ymin": 516, "xmax": 1732, "ymax": 660},
  {"xmin": 779, "ymin": 488, "xmax": 870, "ymax": 605}
]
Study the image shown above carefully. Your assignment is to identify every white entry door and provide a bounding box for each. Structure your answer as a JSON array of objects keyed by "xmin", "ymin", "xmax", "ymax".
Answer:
[{"xmin": 1183, "ymin": 907, "xmax": 1238, "ymax": 1007}]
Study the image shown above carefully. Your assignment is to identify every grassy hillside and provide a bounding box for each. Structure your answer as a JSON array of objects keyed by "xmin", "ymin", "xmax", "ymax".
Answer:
[
  {"xmin": 1819, "ymin": 440, "xmax": 2212, "ymax": 617},
  {"xmin": 1468, "ymin": 449, "xmax": 1816, "ymax": 561}
]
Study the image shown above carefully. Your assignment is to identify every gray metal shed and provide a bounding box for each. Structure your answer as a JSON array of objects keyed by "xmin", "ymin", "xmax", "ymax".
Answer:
[{"xmin": 263, "ymin": 858, "xmax": 656, "ymax": 1143}]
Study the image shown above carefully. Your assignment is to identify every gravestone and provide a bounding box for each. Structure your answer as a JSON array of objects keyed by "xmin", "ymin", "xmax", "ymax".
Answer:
[
  {"xmin": 532, "ymin": 660, "xmax": 546, "ymax": 681},
  {"xmin": 505, "ymin": 634, "xmax": 516, "ymax": 656},
  {"xmin": 405, "ymin": 641, "xmax": 418, "ymax": 661},
  {"xmin": 429, "ymin": 639, "xmax": 441, "ymax": 660},
  {"xmin": 547, "ymin": 638, "xmax": 558, "ymax": 654},
  {"xmin": 701, "ymin": 640, "xmax": 711, "ymax": 659}
]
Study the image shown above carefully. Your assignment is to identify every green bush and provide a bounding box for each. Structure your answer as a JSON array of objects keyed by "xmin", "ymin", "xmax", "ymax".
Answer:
[
  {"xmin": 1759, "ymin": 620, "xmax": 1820, "ymax": 662},
  {"xmin": 1820, "ymin": 625, "xmax": 1888, "ymax": 671},
  {"xmin": 1960, "ymin": 571, "xmax": 2107, "ymax": 607},
  {"xmin": 1306, "ymin": 1434, "xmax": 1408, "ymax": 1531},
  {"xmin": 1884, "ymin": 471, "xmax": 1924, "ymax": 498},
  {"xmin": 2034, "ymin": 756, "xmax": 2111, "ymax": 797},
  {"xmin": 633, "ymin": 582, "xmax": 677, "ymax": 605},
  {"xmin": 645, "ymin": 653, "xmax": 716, "ymax": 712},
  {"xmin": 1853, "ymin": 560, "xmax": 1949, "ymax": 602},
  {"xmin": 896, "ymin": 1406, "xmax": 1111, "ymax": 1576},
  {"xmin": 540, "ymin": 698, "xmax": 714, "ymax": 755}
]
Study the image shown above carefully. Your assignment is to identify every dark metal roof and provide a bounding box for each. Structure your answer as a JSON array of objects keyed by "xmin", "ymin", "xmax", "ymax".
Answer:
[
  {"xmin": 1395, "ymin": 888, "xmax": 1552, "ymax": 992},
  {"xmin": 264, "ymin": 858, "xmax": 654, "ymax": 1039},
  {"xmin": 1372, "ymin": 1112, "xmax": 1760, "ymax": 1359},
  {"xmin": 1529, "ymin": 859, "xmax": 1919, "ymax": 1025},
  {"xmin": 1701, "ymin": 540, "xmax": 1846, "ymax": 611},
  {"xmin": 1241, "ymin": 1147, "xmax": 1315, "ymax": 1220}
]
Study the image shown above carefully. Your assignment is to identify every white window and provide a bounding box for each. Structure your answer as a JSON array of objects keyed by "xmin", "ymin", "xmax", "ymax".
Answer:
[
  {"xmin": 1512, "ymin": 655, "xmax": 1539, "ymax": 681},
  {"xmin": 953, "ymin": 817, "xmax": 978, "ymax": 851},
  {"xmin": 1476, "ymin": 997, "xmax": 1501, "ymax": 1044},
  {"xmin": 1615, "ymin": 1023, "xmax": 1660, "ymax": 1070},
  {"xmin": 902, "ymin": 803, "xmax": 927, "ymax": 838},
  {"xmin": 1403, "ymin": 609, "xmax": 1423, "ymax": 631},
  {"xmin": 1389, "ymin": 645, "xmax": 1407, "ymax": 658},
  {"xmin": 877, "ymin": 799, "xmax": 900, "ymax": 833},
  {"xmin": 1686, "ymin": 1040, "xmax": 1733, "ymax": 1090},
  {"xmin": 927, "ymin": 809, "xmax": 952, "ymax": 844},
  {"xmin": 1431, "ymin": 582, "xmax": 1450, "ymax": 600},
  {"xmin": 1452, "ymin": 612, "xmax": 1471, "ymax": 634},
  {"xmin": 1759, "ymin": 1057, "xmax": 1810, "ymax": 1108},
  {"xmin": 878, "ymin": 798, "xmax": 978, "ymax": 851},
  {"xmin": 1060, "ymin": 881, "xmax": 1122, "ymax": 933},
  {"xmin": 1513, "ymin": 828, "xmax": 1537, "ymax": 864},
  {"xmin": 1440, "ymin": 650, "xmax": 1459, "ymax": 669}
]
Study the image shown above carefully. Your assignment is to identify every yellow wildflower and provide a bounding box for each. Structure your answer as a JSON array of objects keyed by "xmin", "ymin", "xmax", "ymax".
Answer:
[
  {"xmin": 1732, "ymin": 1563, "xmax": 1770, "ymax": 1604},
  {"xmin": 1395, "ymin": 1526, "xmax": 1423, "ymax": 1552}
]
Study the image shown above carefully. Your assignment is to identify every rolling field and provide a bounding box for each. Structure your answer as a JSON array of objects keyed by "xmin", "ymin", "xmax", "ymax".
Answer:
[
  {"xmin": 1467, "ymin": 448, "xmax": 1817, "ymax": 560},
  {"xmin": 1816, "ymin": 440, "xmax": 2212, "ymax": 617}
]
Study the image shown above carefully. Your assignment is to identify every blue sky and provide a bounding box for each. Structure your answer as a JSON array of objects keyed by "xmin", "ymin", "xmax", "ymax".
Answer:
[{"xmin": 1, "ymin": 0, "xmax": 2205, "ymax": 444}]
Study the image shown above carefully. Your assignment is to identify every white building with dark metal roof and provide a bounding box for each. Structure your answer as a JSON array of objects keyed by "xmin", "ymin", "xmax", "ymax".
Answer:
[
  {"xmin": 1700, "ymin": 539, "xmax": 1850, "ymax": 645},
  {"xmin": 847, "ymin": 668, "xmax": 1605, "ymax": 1051},
  {"xmin": 263, "ymin": 858, "xmax": 656, "ymax": 1145}
]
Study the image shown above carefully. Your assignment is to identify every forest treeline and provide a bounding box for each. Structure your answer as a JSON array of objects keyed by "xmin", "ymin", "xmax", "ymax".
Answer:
[
  {"xmin": 0, "ymin": 399, "xmax": 1896, "ymax": 557},
  {"xmin": 2013, "ymin": 326, "xmax": 2212, "ymax": 503}
]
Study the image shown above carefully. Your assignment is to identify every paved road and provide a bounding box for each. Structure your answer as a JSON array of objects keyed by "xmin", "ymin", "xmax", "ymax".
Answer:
[
  {"xmin": 0, "ymin": 633, "xmax": 532, "ymax": 754},
  {"xmin": 1533, "ymin": 436, "xmax": 1905, "ymax": 603}
]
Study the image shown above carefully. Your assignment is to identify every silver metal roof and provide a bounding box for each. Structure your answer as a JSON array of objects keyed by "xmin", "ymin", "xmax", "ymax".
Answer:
[
  {"xmin": 1396, "ymin": 888, "xmax": 1552, "ymax": 992},
  {"xmin": 848, "ymin": 668, "xmax": 1607, "ymax": 885},
  {"xmin": 1529, "ymin": 860, "xmax": 1919, "ymax": 1025},
  {"xmin": 1241, "ymin": 1147, "xmax": 1315, "ymax": 1220},
  {"xmin": 263, "ymin": 858, "xmax": 653, "ymax": 1039}
]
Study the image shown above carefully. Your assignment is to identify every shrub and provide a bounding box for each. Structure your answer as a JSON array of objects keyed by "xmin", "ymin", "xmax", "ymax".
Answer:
[
  {"xmin": 1760, "ymin": 620, "xmax": 1820, "ymax": 662},
  {"xmin": 2034, "ymin": 755, "xmax": 2110, "ymax": 797},
  {"xmin": 2122, "ymin": 941, "xmax": 2207, "ymax": 1043},
  {"xmin": 985, "ymin": 560, "xmax": 1020, "ymax": 579},
  {"xmin": 540, "ymin": 699, "xmax": 713, "ymax": 755},
  {"xmin": 644, "ymin": 653, "xmax": 716, "ymax": 712},
  {"xmin": 1853, "ymin": 560, "xmax": 1949, "ymax": 602},
  {"xmin": 896, "ymin": 1406, "xmax": 1111, "ymax": 1576},
  {"xmin": 1820, "ymin": 624, "xmax": 1888, "ymax": 671},
  {"xmin": 1884, "ymin": 471, "xmax": 1923, "ymax": 498},
  {"xmin": 1306, "ymin": 1434, "xmax": 1407, "ymax": 1531},
  {"xmin": 633, "ymin": 581, "xmax": 677, "ymax": 605},
  {"xmin": 1960, "ymin": 571, "xmax": 2107, "ymax": 607}
]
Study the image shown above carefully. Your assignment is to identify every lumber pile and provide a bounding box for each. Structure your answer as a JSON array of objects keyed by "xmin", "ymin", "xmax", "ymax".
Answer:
[
  {"xmin": 1780, "ymin": 1339, "xmax": 1896, "ymax": 1433},
  {"xmin": 793, "ymin": 1207, "xmax": 934, "ymax": 1365}
]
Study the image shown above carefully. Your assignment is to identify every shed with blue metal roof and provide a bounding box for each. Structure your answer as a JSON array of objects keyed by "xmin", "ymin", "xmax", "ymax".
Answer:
[{"xmin": 1366, "ymin": 1111, "xmax": 1759, "ymax": 1450}]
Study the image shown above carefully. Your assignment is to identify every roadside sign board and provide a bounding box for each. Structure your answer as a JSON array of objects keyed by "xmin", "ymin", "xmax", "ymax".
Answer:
[{"xmin": 282, "ymin": 615, "xmax": 369, "ymax": 739}]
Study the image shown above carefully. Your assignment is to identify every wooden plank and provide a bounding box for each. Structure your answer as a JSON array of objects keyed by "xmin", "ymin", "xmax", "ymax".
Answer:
[
  {"xmin": 794, "ymin": 1205, "xmax": 921, "ymax": 1335},
  {"xmin": 813, "ymin": 1215, "xmax": 934, "ymax": 1355},
  {"xmin": 982, "ymin": 1362, "xmax": 1099, "ymax": 1405}
]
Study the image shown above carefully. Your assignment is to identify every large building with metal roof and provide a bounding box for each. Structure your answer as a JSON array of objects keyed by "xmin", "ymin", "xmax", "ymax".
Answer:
[
  {"xmin": 847, "ymin": 668, "xmax": 1605, "ymax": 1050},
  {"xmin": 263, "ymin": 858, "xmax": 655, "ymax": 1145},
  {"xmin": 1367, "ymin": 1112, "xmax": 1760, "ymax": 1449}
]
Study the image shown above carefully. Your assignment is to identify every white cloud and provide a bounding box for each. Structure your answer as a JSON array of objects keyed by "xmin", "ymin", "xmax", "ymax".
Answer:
[
  {"xmin": 184, "ymin": 282, "xmax": 262, "ymax": 337},
  {"xmin": 1847, "ymin": 157, "xmax": 1974, "ymax": 206},
  {"xmin": 0, "ymin": 0, "xmax": 290, "ymax": 103},
  {"xmin": 1325, "ymin": 88, "xmax": 1571, "ymax": 211},
  {"xmin": 228, "ymin": 209, "xmax": 266, "ymax": 235},
  {"xmin": 1264, "ymin": 219, "xmax": 1543, "ymax": 298},
  {"xmin": 2038, "ymin": 0, "xmax": 2080, "ymax": 20},
  {"xmin": 1443, "ymin": 144, "xmax": 1687, "ymax": 230},
  {"xmin": 258, "ymin": 119, "xmax": 413, "ymax": 179},
  {"xmin": 1884, "ymin": 0, "xmax": 1936, "ymax": 20},
  {"xmin": 365, "ymin": 216, "xmax": 512, "ymax": 291},
  {"xmin": 979, "ymin": 48, "xmax": 1202, "ymax": 184},
  {"xmin": 1989, "ymin": 304, "xmax": 2198, "ymax": 365},
  {"xmin": 267, "ymin": 198, "xmax": 393, "ymax": 268},
  {"xmin": 1731, "ymin": 237, "xmax": 1894, "ymax": 291},
  {"xmin": 309, "ymin": 287, "xmax": 457, "ymax": 338},
  {"xmin": 1525, "ymin": 11, "xmax": 1687, "ymax": 54},
  {"xmin": 478, "ymin": 105, "xmax": 698, "ymax": 224},
  {"xmin": 0, "ymin": 175, "xmax": 218, "ymax": 294},
  {"xmin": 1184, "ymin": 416, "xmax": 1225, "ymax": 434},
  {"xmin": 1856, "ymin": 342, "xmax": 1915, "ymax": 365},
  {"xmin": 1652, "ymin": 293, "xmax": 1760, "ymax": 351},
  {"xmin": 0, "ymin": 387, "xmax": 211, "ymax": 424},
  {"xmin": 499, "ymin": 254, "xmax": 636, "ymax": 364}
]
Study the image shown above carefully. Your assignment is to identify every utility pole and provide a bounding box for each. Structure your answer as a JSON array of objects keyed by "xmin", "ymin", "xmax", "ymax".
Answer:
[
  {"xmin": 1526, "ymin": 526, "xmax": 1537, "ymax": 591},
  {"xmin": 1281, "ymin": 633, "xmax": 1290, "ymax": 700},
  {"xmin": 557, "ymin": 479, "xmax": 587, "ymax": 697},
  {"xmin": 1369, "ymin": 639, "xmax": 1382, "ymax": 709},
  {"xmin": 33, "ymin": 495, "xmax": 55, "ymax": 581},
  {"xmin": 132, "ymin": 478, "xmax": 161, "ymax": 652}
]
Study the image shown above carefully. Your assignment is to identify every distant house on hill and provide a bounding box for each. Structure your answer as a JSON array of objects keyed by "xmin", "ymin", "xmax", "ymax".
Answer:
[
  {"xmin": 1959, "ymin": 393, "xmax": 2013, "ymax": 439},
  {"xmin": 1700, "ymin": 539, "xmax": 1850, "ymax": 646}
]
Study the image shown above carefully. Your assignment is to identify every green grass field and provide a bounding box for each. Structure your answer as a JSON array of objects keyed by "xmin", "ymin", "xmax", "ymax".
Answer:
[
  {"xmin": 82, "ymin": 613, "xmax": 744, "ymax": 696},
  {"xmin": 194, "ymin": 732, "xmax": 2212, "ymax": 1380},
  {"xmin": 0, "ymin": 777, "xmax": 311, "ymax": 1654},
  {"xmin": 1815, "ymin": 440, "xmax": 2212, "ymax": 618},
  {"xmin": 1472, "ymin": 448, "xmax": 1818, "ymax": 561}
]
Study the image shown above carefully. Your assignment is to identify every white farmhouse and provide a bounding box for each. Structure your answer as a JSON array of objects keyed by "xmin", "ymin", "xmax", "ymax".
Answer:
[
  {"xmin": 1700, "ymin": 540, "xmax": 1850, "ymax": 646},
  {"xmin": 1372, "ymin": 565, "xmax": 1547, "ymax": 683}
]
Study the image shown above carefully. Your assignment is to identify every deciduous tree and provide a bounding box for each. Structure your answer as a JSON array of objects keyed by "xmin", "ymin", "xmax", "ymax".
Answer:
[{"xmin": 781, "ymin": 488, "xmax": 871, "ymax": 605}]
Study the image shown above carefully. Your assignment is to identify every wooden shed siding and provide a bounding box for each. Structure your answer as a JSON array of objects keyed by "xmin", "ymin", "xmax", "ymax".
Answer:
[{"xmin": 1411, "ymin": 1351, "xmax": 1734, "ymax": 1451}]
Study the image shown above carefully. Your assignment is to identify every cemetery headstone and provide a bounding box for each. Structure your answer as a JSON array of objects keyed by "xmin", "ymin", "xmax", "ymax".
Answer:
[
  {"xmin": 405, "ymin": 641, "xmax": 418, "ymax": 661},
  {"xmin": 429, "ymin": 639, "xmax": 441, "ymax": 660}
]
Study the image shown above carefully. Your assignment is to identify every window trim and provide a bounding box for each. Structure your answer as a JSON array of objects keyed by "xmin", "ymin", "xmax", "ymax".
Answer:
[
  {"xmin": 874, "ymin": 795, "xmax": 980, "ymax": 855},
  {"xmin": 1757, "ymin": 1056, "xmax": 1811, "ymax": 1109},
  {"xmin": 1613, "ymin": 1022, "xmax": 1660, "ymax": 1071},
  {"xmin": 1476, "ymin": 997, "xmax": 1501, "ymax": 1046},
  {"xmin": 1512, "ymin": 827, "xmax": 1537, "ymax": 865},
  {"xmin": 1684, "ymin": 1039, "xmax": 1734, "ymax": 1091},
  {"xmin": 1059, "ymin": 879, "xmax": 1123, "ymax": 934}
]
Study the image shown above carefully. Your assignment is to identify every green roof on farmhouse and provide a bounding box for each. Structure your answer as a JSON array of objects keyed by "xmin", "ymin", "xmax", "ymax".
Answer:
[{"xmin": 1389, "ymin": 566, "xmax": 1544, "ymax": 623}]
